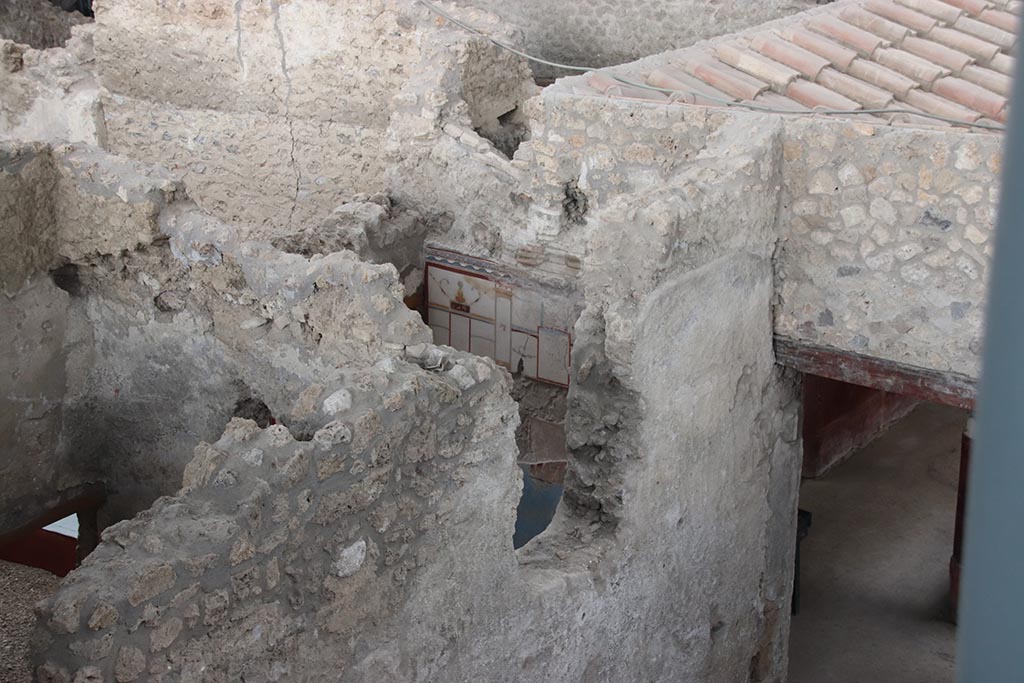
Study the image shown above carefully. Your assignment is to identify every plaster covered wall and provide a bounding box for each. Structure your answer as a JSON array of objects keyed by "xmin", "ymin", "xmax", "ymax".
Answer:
[
  {"xmin": 0, "ymin": 140, "xmax": 188, "ymax": 534},
  {"xmin": 0, "ymin": 142, "xmax": 76, "ymax": 536},
  {"xmin": 517, "ymin": 37, "xmax": 999, "ymax": 386},
  {"xmin": 8, "ymin": 3, "xmax": 1000, "ymax": 678}
]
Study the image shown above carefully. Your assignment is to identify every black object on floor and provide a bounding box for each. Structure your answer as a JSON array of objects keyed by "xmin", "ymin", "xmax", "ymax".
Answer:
[{"xmin": 793, "ymin": 508, "xmax": 813, "ymax": 615}]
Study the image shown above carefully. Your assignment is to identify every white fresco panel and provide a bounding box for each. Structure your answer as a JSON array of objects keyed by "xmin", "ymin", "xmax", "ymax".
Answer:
[
  {"xmin": 512, "ymin": 287, "xmax": 542, "ymax": 332},
  {"xmin": 538, "ymin": 328, "xmax": 571, "ymax": 386},
  {"xmin": 471, "ymin": 320, "xmax": 496, "ymax": 360},
  {"xmin": 430, "ymin": 325, "xmax": 448, "ymax": 346},
  {"xmin": 427, "ymin": 307, "xmax": 450, "ymax": 346},
  {"xmin": 427, "ymin": 306, "xmax": 448, "ymax": 329},
  {"xmin": 425, "ymin": 256, "xmax": 577, "ymax": 387},
  {"xmin": 426, "ymin": 265, "xmax": 496, "ymax": 321},
  {"xmin": 426, "ymin": 265, "xmax": 455, "ymax": 308},
  {"xmin": 462, "ymin": 273, "xmax": 496, "ymax": 321},
  {"xmin": 540, "ymin": 295, "xmax": 574, "ymax": 333},
  {"xmin": 450, "ymin": 314, "xmax": 471, "ymax": 352},
  {"xmin": 511, "ymin": 331, "xmax": 538, "ymax": 379}
]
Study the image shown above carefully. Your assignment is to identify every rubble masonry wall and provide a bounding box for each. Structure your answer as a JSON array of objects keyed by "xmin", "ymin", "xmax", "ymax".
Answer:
[
  {"xmin": 0, "ymin": 0, "xmax": 89, "ymax": 51},
  {"xmin": 0, "ymin": 30, "xmax": 104, "ymax": 147},
  {"xmin": 776, "ymin": 118, "xmax": 1000, "ymax": 379},
  {"xmin": 25, "ymin": 96, "xmax": 804, "ymax": 682},
  {"xmin": 34, "ymin": 351, "xmax": 519, "ymax": 683}
]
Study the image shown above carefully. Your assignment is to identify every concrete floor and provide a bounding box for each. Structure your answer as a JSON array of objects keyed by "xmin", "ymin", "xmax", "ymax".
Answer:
[{"xmin": 789, "ymin": 403, "xmax": 966, "ymax": 683}]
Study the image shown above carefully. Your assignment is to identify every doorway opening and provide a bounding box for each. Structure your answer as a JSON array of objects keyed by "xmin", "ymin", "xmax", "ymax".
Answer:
[{"xmin": 789, "ymin": 375, "xmax": 965, "ymax": 683}]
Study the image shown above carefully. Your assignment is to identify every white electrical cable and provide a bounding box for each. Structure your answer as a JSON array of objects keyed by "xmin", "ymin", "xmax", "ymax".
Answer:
[{"xmin": 417, "ymin": 0, "xmax": 1006, "ymax": 132}]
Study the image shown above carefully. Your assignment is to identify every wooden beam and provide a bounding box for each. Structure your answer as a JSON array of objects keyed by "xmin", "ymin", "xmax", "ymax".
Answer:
[{"xmin": 773, "ymin": 335, "xmax": 977, "ymax": 410}]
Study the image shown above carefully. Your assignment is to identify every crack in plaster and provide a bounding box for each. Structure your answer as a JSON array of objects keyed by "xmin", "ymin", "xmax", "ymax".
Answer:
[
  {"xmin": 233, "ymin": 0, "xmax": 246, "ymax": 79},
  {"xmin": 269, "ymin": 0, "xmax": 301, "ymax": 230}
]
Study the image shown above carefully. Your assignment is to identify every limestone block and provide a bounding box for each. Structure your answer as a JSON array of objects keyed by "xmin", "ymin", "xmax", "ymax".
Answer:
[
  {"xmin": 128, "ymin": 564, "xmax": 176, "ymax": 607},
  {"xmin": 52, "ymin": 144, "xmax": 183, "ymax": 261}
]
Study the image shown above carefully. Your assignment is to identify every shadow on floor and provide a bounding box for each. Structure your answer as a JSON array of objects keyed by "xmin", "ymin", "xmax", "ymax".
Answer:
[{"xmin": 789, "ymin": 403, "xmax": 965, "ymax": 683}]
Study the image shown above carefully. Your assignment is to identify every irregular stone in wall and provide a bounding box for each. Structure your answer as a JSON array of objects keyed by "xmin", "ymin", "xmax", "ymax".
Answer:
[
  {"xmin": 0, "ymin": 0, "xmax": 89, "ymax": 50},
  {"xmin": 127, "ymin": 563, "xmax": 175, "ymax": 607}
]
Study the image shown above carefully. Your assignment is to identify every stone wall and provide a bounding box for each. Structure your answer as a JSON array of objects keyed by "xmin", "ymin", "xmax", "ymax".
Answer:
[
  {"xmin": 513, "ymin": 50, "xmax": 999, "ymax": 382},
  {"xmin": 94, "ymin": 0, "xmax": 535, "ymax": 234},
  {"xmin": 453, "ymin": 0, "xmax": 817, "ymax": 79},
  {"xmin": 0, "ymin": 29, "xmax": 104, "ymax": 146},
  {"xmin": 26, "ymin": 92, "xmax": 805, "ymax": 682},
  {"xmin": 775, "ymin": 118, "xmax": 1000, "ymax": 379},
  {"xmin": 0, "ymin": 139, "xmax": 434, "ymax": 534},
  {"xmin": 0, "ymin": 0, "xmax": 89, "ymax": 50},
  {"xmin": 33, "ymin": 351, "xmax": 518, "ymax": 682}
]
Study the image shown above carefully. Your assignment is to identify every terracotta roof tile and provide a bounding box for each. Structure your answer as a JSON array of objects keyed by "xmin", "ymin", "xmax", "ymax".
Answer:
[
  {"xmin": 904, "ymin": 87, "xmax": 983, "ymax": 120},
  {"xmin": 584, "ymin": 0, "xmax": 1010, "ymax": 132},
  {"xmin": 714, "ymin": 43, "xmax": 802, "ymax": 91},
  {"xmin": 865, "ymin": 0, "xmax": 940, "ymax": 33},
  {"xmin": 896, "ymin": 0, "xmax": 965, "ymax": 23},
  {"xmin": 942, "ymin": 0, "xmax": 994, "ymax": 15},
  {"xmin": 979, "ymin": 7, "xmax": 1020, "ymax": 31},
  {"xmin": 847, "ymin": 57, "xmax": 920, "ymax": 96},
  {"xmin": 840, "ymin": 6, "xmax": 912, "ymax": 42},
  {"xmin": 976, "ymin": 116, "xmax": 1004, "ymax": 127},
  {"xmin": 960, "ymin": 63, "xmax": 1013, "ymax": 93},
  {"xmin": 932, "ymin": 75, "xmax": 1008, "ymax": 118},
  {"xmin": 927, "ymin": 26, "xmax": 1002, "ymax": 60},
  {"xmin": 850, "ymin": 112, "xmax": 900, "ymax": 124},
  {"xmin": 748, "ymin": 34, "xmax": 832, "ymax": 79},
  {"xmin": 806, "ymin": 15, "xmax": 890, "ymax": 56},
  {"xmin": 987, "ymin": 52, "xmax": 1015, "ymax": 73},
  {"xmin": 787, "ymin": 79, "xmax": 863, "ymax": 110},
  {"xmin": 953, "ymin": 14, "xmax": 1017, "ymax": 47},
  {"xmin": 887, "ymin": 105, "xmax": 954, "ymax": 126},
  {"xmin": 901, "ymin": 36, "xmax": 975, "ymax": 73},
  {"xmin": 817, "ymin": 67, "xmax": 897, "ymax": 107},
  {"xmin": 678, "ymin": 57, "xmax": 771, "ymax": 100},
  {"xmin": 647, "ymin": 68, "xmax": 737, "ymax": 105},
  {"xmin": 875, "ymin": 47, "xmax": 951, "ymax": 83},
  {"xmin": 779, "ymin": 27, "xmax": 860, "ymax": 70},
  {"xmin": 588, "ymin": 72, "xmax": 671, "ymax": 102},
  {"xmin": 754, "ymin": 91, "xmax": 813, "ymax": 112}
]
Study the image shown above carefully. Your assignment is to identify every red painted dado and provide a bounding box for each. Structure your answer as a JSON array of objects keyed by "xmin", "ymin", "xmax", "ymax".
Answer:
[
  {"xmin": 0, "ymin": 529, "xmax": 78, "ymax": 577},
  {"xmin": 802, "ymin": 374, "xmax": 919, "ymax": 478}
]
